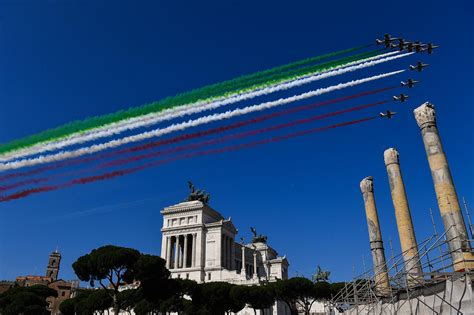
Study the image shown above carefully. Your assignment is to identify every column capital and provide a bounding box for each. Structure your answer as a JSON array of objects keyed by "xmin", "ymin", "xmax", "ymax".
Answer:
[
  {"xmin": 414, "ymin": 102, "xmax": 436, "ymax": 129},
  {"xmin": 384, "ymin": 148, "xmax": 399, "ymax": 166},
  {"xmin": 360, "ymin": 176, "xmax": 374, "ymax": 194}
]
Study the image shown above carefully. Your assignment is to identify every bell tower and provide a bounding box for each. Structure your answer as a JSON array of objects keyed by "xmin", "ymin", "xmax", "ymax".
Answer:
[{"xmin": 45, "ymin": 250, "xmax": 61, "ymax": 281}]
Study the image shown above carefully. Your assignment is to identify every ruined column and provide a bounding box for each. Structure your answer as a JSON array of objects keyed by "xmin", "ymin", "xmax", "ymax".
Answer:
[
  {"xmin": 384, "ymin": 148, "xmax": 423, "ymax": 284},
  {"xmin": 414, "ymin": 102, "xmax": 474, "ymax": 271},
  {"xmin": 360, "ymin": 176, "xmax": 390, "ymax": 296}
]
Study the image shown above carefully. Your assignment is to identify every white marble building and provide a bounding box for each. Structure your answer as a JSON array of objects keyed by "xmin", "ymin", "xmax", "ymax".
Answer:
[
  {"xmin": 160, "ymin": 200, "xmax": 289, "ymax": 285},
  {"xmin": 161, "ymin": 200, "xmax": 291, "ymax": 314}
]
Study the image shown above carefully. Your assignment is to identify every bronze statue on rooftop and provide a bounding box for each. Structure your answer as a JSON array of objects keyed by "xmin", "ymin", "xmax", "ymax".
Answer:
[
  {"xmin": 186, "ymin": 181, "xmax": 210, "ymax": 204},
  {"xmin": 250, "ymin": 227, "xmax": 268, "ymax": 243}
]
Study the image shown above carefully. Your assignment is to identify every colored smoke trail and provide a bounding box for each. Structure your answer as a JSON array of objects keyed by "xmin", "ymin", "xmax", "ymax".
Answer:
[
  {"xmin": 100, "ymin": 101, "xmax": 388, "ymax": 168},
  {"xmin": 0, "ymin": 100, "xmax": 388, "ymax": 192},
  {"xmin": 0, "ymin": 69, "xmax": 405, "ymax": 171},
  {"xmin": 0, "ymin": 116, "xmax": 376, "ymax": 202},
  {"xmin": 0, "ymin": 85, "xmax": 397, "ymax": 182},
  {"xmin": 0, "ymin": 51, "xmax": 405, "ymax": 161}
]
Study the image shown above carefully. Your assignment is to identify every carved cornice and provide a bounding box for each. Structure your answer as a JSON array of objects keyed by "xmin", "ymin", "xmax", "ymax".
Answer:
[
  {"xmin": 414, "ymin": 102, "xmax": 436, "ymax": 129},
  {"xmin": 162, "ymin": 226, "xmax": 203, "ymax": 235},
  {"xmin": 162, "ymin": 200, "xmax": 224, "ymax": 221},
  {"xmin": 161, "ymin": 200, "xmax": 205, "ymax": 213},
  {"xmin": 384, "ymin": 148, "xmax": 399, "ymax": 166},
  {"xmin": 360, "ymin": 176, "xmax": 374, "ymax": 194}
]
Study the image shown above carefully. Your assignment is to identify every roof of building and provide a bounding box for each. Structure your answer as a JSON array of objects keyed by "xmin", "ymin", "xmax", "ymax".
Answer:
[{"xmin": 162, "ymin": 200, "xmax": 224, "ymax": 221}]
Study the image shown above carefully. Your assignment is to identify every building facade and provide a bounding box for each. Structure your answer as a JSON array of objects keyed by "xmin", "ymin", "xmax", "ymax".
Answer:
[
  {"xmin": 14, "ymin": 250, "xmax": 79, "ymax": 315},
  {"xmin": 161, "ymin": 200, "xmax": 290, "ymax": 314}
]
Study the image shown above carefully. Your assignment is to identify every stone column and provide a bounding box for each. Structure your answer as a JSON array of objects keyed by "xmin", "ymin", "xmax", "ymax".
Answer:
[
  {"xmin": 227, "ymin": 237, "xmax": 231, "ymax": 269},
  {"xmin": 360, "ymin": 177, "xmax": 390, "ymax": 296},
  {"xmin": 166, "ymin": 236, "xmax": 173, "ymax": 269},
  {"xmin": 253, "ymin": 251, "xmax": 258, "ymax": 279},
  {"xmin": 173, "ymin": 236, "xmax": 179, "ymax": 269},
  {"xmin": 384, "ymin": 148, "xmax": 423, "ymax": 284},
  {"xmin": 414, "ymin": 102, "xmax": 474, "ymax": 271},
  {"xmin": 221, "ymin": 235, "xmax": 225, "ymax": 268},
  {"xmin": 183, "ymin": 234, "xmax": 189, "ymax": 268},
  {"xmin": 192, "ymin": 233, "xmax": 197, "ymax": 267},
  {"xmin": 241, "ymin": 246, "xmax": 246, "ymax": 278},
  {"xmin": 225, "ymin": 236, "xmax": 229, "ymax": 269},
  {"xmin": 230, "ymin": 238, "xmax": 235, "ymax": 270}
]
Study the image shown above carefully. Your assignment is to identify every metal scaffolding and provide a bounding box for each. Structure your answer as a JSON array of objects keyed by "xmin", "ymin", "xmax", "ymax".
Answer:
[{"xmin": 329, "ymin": 226, "xmax": 474, "ymax": 314}]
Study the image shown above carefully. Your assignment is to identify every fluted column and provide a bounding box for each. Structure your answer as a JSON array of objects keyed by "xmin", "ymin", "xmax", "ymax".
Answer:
[
  {"xmin": 173, "ymin": 236, "xmax": 179, "ymax": 269},
  {"xmin": 183, "ymin": 234, "xmax": 189, "ymax": 268},
  {"xmin": 414, "ymin": 103, "xmax": 474, "ymax": 271},
  {"xmin": 222, "ymin": 235, "xmax": 226, "ymax": 268},
  {"xmin": 384, "ymin": 148, "xmax": 423, "ymax": 284},
  {"xmin": 227, "ymin": 237, "xmax": 231, "ymax": 270},
  {"xmin": 192, "ymin": 233, "xmax": 197, "ymax": 267},
  {"xmin": 166, "ymin": 236, "xmax": 173, "ymax": 269},
  {"xmin": 253, "ymin": 251, "xmax": 258, "ymax": 279},
  {"xmin": 241, "ymin": 245, "xmax": 246, "ymax": 278},
  {"xmin": 230, "ymin": 238, "xmax": 235, "ymax": 270},
  {"xmin": 360, "ymin": 177, "xmax": 390, "ymax": 296}
]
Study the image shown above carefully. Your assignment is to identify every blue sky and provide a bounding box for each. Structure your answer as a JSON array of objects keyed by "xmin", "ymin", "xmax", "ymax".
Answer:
[{"xmin": 0, "ymin": 0, "xmax": 473, "ymax": 282}]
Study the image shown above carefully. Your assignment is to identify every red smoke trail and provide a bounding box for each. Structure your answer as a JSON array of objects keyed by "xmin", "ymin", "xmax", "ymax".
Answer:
[
  {"xmin": 0, "ymin": 100, "xmax": 387, "ymax": 192},
  {"xmin": 101, "ymin": 101, "xmax": 387, "ymax": 168},
  {"xmin": 0, "ymin": 116, "xmax": 376, "ymax": 202},
  {"xmin": 0, "ymin": 86, "xmax": 397, "ymax": 182}
]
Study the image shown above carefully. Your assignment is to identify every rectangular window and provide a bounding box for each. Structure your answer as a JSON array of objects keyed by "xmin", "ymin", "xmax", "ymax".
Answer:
[{"xmin": 208, "ymin": 273, "xmax": 211, "ymax": 280}]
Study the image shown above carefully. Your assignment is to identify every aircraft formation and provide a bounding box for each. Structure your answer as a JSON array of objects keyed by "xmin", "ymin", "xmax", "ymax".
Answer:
[{"xmin": 376, "ymin": 34, "xmax": 436, "ymax": 119}]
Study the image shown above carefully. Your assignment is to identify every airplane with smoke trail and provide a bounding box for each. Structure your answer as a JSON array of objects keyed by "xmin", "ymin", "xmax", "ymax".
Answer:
[
  {"xmin": 379, "ymin": 110, "xmax": 397, "ymax": 119},
  {"xmin": 401, "ymin": 79, "xmax": 419, "ymax": 88},
  {"xmin": 410, "ymin": 61, "xmax": 429, "ymax": 72},
  {"xmin": 376, "ymin": 34, "xmax": 399, "ymax": 47},
  {"xmin": 393, "ymin": 94, "xmax": 409, "ymax": 102}
]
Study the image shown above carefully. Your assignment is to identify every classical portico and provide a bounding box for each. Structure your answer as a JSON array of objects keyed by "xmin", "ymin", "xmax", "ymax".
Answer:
[{"xmin": 160, "ymin": 200, "xmax": 289, "ymax": 284}]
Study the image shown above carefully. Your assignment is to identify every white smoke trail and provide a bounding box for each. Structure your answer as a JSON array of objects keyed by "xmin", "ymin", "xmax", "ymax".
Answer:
[
  {"xmin": 0, "ymin": 70, "xmax": 405, "ymax": 171},
  {"xmin": 0, "ymin": 51, "xmax": 408, "ymax": 162}
]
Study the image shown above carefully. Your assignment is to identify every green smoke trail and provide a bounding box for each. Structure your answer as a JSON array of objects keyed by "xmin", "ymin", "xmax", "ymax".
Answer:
[
  {"xmin": 0, "ymin": 47, "xmax": 383, "ymax": 156},
  {"xmin": 187, "ymin": 44, "xmax": 370, "ymax": 96}
]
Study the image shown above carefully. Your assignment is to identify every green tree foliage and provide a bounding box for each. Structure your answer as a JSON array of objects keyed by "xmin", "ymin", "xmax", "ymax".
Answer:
[
  {"xmin": 271, "ymin": 277, "xmax": 332, "ymax": 315},
  {"xmin": 244, "ymin": 285, "xmax": 275, "ymax": 315},
  {"xmin": 58, "ymin": 298, "xmax": 76, "ymax": 315},
  {"xmin": 0, "ymin": 285, "xmax": 57, "ymax": 315},
  {"xmin": 72, "ymin": 245, "xmax": 169, "ymax": 315},
  {"xmin": 228, "ymin": 285, "xmax": 247, "ymax": 313},
  {"xmin": 59, "ymin": 290, "xmax": 95, "ymax": 315},
  {"xmin": 192, "ymin": 282, "xmax": 236, "ymax": 314},
  {"xmin": 134, "ymin": 299, "xmax": 158, "ymax": 315}
]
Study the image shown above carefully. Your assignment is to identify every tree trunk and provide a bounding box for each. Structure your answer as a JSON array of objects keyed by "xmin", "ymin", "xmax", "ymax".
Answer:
[
  {"xmin": 253, "ymin": 308, "xmax": 257, "ymax": 315},
  {"xmin": 113, "ymin": 294, "xmax": 120, "ymax": 315}
]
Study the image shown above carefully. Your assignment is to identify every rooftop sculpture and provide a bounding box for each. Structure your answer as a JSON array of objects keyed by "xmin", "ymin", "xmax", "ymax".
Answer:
[{"xmin": 186, "ymin": 181, "xmax": 210, "ymax": 204}]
